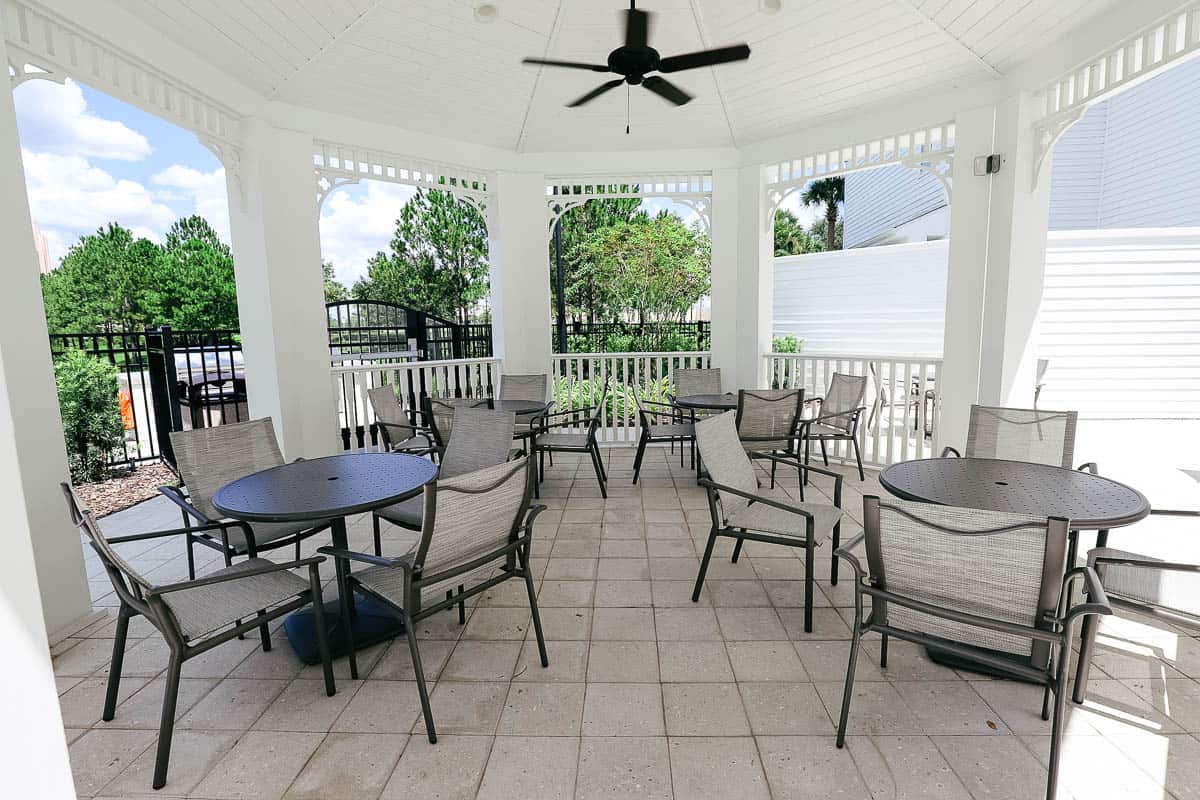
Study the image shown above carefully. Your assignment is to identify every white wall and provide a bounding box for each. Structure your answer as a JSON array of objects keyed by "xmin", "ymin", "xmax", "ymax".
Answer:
[
  {"xmin": 844, "ymin": 165, "xmax": 947, "ymax": 248},
  {"xmin": 772, "ymin": 239, "xmax": 949, "ymax": 357}
]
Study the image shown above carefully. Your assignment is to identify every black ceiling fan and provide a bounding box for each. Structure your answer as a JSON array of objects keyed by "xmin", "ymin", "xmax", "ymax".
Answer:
[{"xmin": 522, "ymin": 0, "xmax": 750, "ymax": 110}]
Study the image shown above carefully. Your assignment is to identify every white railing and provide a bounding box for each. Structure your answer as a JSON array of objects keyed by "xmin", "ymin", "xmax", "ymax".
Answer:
[
  {"xmin": 332, "ymin": 356, "xmax": 501, "ymax": 450},
  {"xmin": 764, "ymin": 352, "xmax": 942, "ymax": 467},
  {"xmin": 548, "ymin": 351, "xmax": 712, "ymax": 444}
]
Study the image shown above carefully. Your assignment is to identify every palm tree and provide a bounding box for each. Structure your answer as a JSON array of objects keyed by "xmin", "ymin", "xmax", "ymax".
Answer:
[{"xmin": 801, "ymin": 177, "xmax": 844, "ymax": 251}]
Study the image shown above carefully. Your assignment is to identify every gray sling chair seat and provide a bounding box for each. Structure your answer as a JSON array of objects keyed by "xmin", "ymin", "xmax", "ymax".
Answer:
[
  {"xmin": 320, "ymin": 456, "xmax": 548, "ymax": 743},
  {"xmin": 942, "ymin": 404, "xmax": 1101, "ymax": 565},
  {"xmin": 834, "ymin": 497, "xmax": 1112, "ymax": 800},
  {"xmin": 736, "ymin": 388, "xmax": 806, "ymax": 488},
  {"xmin": 692, "ymin": 412, "xmax": 843, "ymax": 632},
  {"xmin": 366, "ymin": 384, "xmax": 435, "ymax": 454},
  {"xmin": 533, "ymin": 380, "xmax": 610, "ymax": 498},
  {"xmin": 799, "ymin": 372, "xmax": 868, "ymax": 481},
  {"xmin": 161, "ymin": 419, "xmax": 334, "ymax": 610},
  {"xmin": 62, "ymin": 484, "xmax": 335, "ymax": 791},
  {"xmin": 631, "ymin": 391, "xmax": 695, "ymax": 483},
  {"xmin": 1074, "ymin": 509, "xmax": 1200, "ymax": 705}
]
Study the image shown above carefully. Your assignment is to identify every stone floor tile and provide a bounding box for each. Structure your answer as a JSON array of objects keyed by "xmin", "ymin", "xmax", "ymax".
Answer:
[
  {"xmin": 740, "ymin": 682, "xmax": 833, "ymax": 735},
  {"xmin": 1019, "ymin": 732, "xmax": 1166, "ymax": 800},
  {"xmin": 514, "ymin": 640, "xmax": 587, "ymax": 682},
  {"xmin": 440, "ymin": 640, "xmax": 522, "ymax": 682},
  {"xmin": 597, "ymin": 558, "xmax": 651, "ymax": 581},
  {"xmin": 1066, "ymin": 678, "xmax": 1185, "ymax": 735},
  {"xmin": 708, "ymin": 580, "xmax": 772, "ymax": 607},
  {"xmin": 932, "ymin": 734, "xmax": 1049, "ymax": 800},
  {"xmin": 476, "ymin": 735, "xmax": 579, "ymax": 800},
  {"xmin": 69, "ymin": 728, "xmax": 156, "ymax": 797},
  {"xmin": 891, "ymin": 681, "xmax": 1011, "ymax": 736},
  {"xmin": 59, "ymin": 674, "xmax": 152, "ymax": 729},
  {"xmin": 968, "ymin": 679, "xmax": 1098, "ymax": 737},
  {"xmin": 54, "ymin": 637, "xmax": 120, "ymax": 678},
  {"xmin": 591, "ymin": 607, "xmax": 656, "ymax": 641},
  {"xmin": 497, "ymin": 682, "xmax": 585, "ymax": 735},
  {"xmin": 794, "ymin": 639, "xmax": 883, "ymax": 682},
  {"xmin": 102, "ymin": 729, "xmax": 238, "ymax": 798},
  {"xmin": 727, "ymin": 641, "xmax": 811, "ymax": 682},
  {"xmin": 1103, "ymin": 731, "xmax": 1200, "ymax": 800},
  {"xmin": 380, "ymin": 734, "xmax": 493, "ymax": 800},
  {"xmin": 663, "ymin": 682, "xmax": 750, "ymax": 736},
  {"xmin": 582, "ymin": 683, "xmax": 665, "ymax": 736},
  {"xmin": 653, "ymin": 606, "xmax": 722, "ymax": 641},
  {"xmin": 668, "ymin": 736, "xmax": 770, "ymax": 800},
  {"xmin": 538, "ymin": 579, "xmax": 596, "ymax": 607},
  {"xmin": 587, "ymin": 641, "xmax": 660, "ymax": 682},
  {"xmin": 252, "ymin": 678, "xmax": 358, "ymax": 732},
  {"xmin": 190, "ymin": 730, "xmax": 324, "ymax": 800},
  {"xmin": 658, "ymin": 641, "xmax": 735, "ymax": 683},
  {"xmin": 536, "ymin": 607, "xmax": 592, "ymax": 640},
  {"xmin": 594, "ymin": 578, "xmax": 653, "ymax": 607},
  {"xmin": 413, "ymin": 682, "xmax": 508, "ymax": 735},
  {"xmin": 177, "ymin": 678, "xmax": 288, "ymax": 731},
  {"xmin": 332, "ymin": 679, "xmax": 421, "ymax": 734},
  {"xmin": 462, "ymin": 607, "xmax": 531, "ymax": 640},
  {"xmin": 600, "ymin": 539, "xmax": 649, "ymax": 558},
  {"xmin": 651, "ymin": 579, "xmax": 711, "ymax": 607},
  {"xmin": 107, "ymin": 677, "xmax": 218, "ymax": 730},
  {"xmin": 283, "ymin": 732, "xmax": 407, "ymax": 800},
  {"xmin": 576, "ymin": 736, "xmax": 672, "ymax": 800},
  {"xmin": 757, "ymin": 735, "xmax": 872, "ymax": 799},
  {"xmin": 778, "ymin": 607, "xmax": 853, "ymax": 641},
  {"xmin": 371, "ymin": 638, "xmax": 454, "ymax": 682},
  {"xmin": 544, "ymin": 557, "xmax": 598, "ymax": 581},
  {"xmin": 814, "ymin": 680, "xmax": 921, "ymax": 736}
]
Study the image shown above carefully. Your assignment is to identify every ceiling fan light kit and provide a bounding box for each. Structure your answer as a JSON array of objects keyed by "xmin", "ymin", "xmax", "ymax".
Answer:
[{"xmin": 521, "ymin": 0, "xmax": 751, "ymax": 131}]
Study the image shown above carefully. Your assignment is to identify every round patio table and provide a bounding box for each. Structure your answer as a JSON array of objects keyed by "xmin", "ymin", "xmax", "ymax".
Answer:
[
  {"xmin": 674, "ymin": 393, "xmax": 737, "ymax": 412},
  {"xmin": 879, "ymin": 456, "xmax": 1149, "ymax": 677},
  {"xmin": 487, "ymin": 399, "xmax": 550, "ymax": 417},
  {"xmin": 213, "ymin": 452, "xmax": 437, "ymax": 662}
]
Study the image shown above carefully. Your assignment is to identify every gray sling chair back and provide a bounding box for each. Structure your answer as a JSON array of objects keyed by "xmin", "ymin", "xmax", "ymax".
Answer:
[
  {"xmin": 1074, "ymin": 508, "xmax": 1200, "ymax": 705},
  {"xmin": 735, "ymin": 388, "xmax": 805, "ymax": 488},
  {"xmin": 161, "ymin": 418, "xmax": 333, "ymax": 585},
  {"xmin": 366, "ymin": 384, "xmax": 434, "ymax": 454},
  {"xmin": 533, "ymin": 379, "xmax": 610, "ymax": 498},
  {"xmin": 834, "ymin": 496, "xmax": 1112, "ymax": 800},
  {"xmin": 421, "ymin": 395, "xmax": 492, "ymax": 452},
  {"xmin": 499, "ymin": 373, "xmax": 550, "ymax": 439},
  {"xmin": 62, "ymin": 483, "xmax": 335, "ymax": 790},
  {"xmin": 799, "ymin": 372, "xmax": 868, "ymax": 480},
  {"xmin": 372, "ymin": 406, "xmax": 517, "ymax": 558},
  {"xmin": 692, "ymin": 412, "xmax": 843, "ymax": 632},
  {"xmin": 320, "ymin": 456, "xmax": 547, "ymax": 743}
]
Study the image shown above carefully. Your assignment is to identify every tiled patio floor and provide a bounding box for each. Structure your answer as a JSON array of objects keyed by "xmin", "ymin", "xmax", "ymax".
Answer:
[{"xmin": 55, "ymin": 447, "xmax": 1200, "ymax": 799}]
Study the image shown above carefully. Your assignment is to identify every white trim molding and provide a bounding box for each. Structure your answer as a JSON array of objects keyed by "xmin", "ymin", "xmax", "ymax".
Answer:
[
  {"xmin": 1, "ymin": 0, "xmax": 240, "ymax": 144},
  {"xmin": 544, "ymin": 172, "xmax": 713, "ymax": 239},
  {"xmin": 313, "ymin": 139, "xmax": 493, "ymax": 221},
  {"xmin": 1032, "ymin": 4, "xmax": 1200, "ymax": 186},
  {"xmin": 762, "ymin": 122, "xmax": 955, "ymax": 230}
]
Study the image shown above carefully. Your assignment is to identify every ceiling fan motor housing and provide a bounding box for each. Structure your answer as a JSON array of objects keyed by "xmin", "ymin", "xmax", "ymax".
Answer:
[{"xmin": 608, "ymin": 46, "xmax": 660, "ymax": 83}]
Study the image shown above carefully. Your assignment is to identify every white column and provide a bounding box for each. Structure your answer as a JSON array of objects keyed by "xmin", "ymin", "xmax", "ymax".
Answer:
[
  {"xmin": 226, "ymin": 119, "xmax": 337, "ymax": 459},
  {"xmin": 0, "ymin": 37, "xmax": 84, "ymax": 796},
  {"xmin": 941, "ymin": 94, "xmax": 1053, "ymax": 448},
  {"xmin": 489, "ymin": 171, "xmax": 552, "ymax": 376},
  {"xmin": 709, "ymin": 168, "xmax": 739, "ymax": 382},
  {"xmin": 736, "ymin": 164, "xmax": 774, "ymax": 390}
]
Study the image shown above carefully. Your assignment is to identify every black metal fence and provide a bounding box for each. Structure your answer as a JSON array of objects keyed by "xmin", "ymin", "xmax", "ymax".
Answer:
[
  {"xmin": 553, "ymin": 320, "xmax": 710, "ymax": 353},
  {"xmin": 327, "ymin": 300, "xmax": 492, "ymax": 361}
]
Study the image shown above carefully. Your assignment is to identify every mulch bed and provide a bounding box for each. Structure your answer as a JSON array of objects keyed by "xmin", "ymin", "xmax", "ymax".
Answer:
[{"xmin": 74, "ymin": 462, "xmax": 178, "ymax": 518}]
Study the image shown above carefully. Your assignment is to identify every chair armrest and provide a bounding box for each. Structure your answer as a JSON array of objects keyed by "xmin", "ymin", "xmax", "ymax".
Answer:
[
  {"xmin": 941, "ymin": 446, "xmax": 961, "ymax": 458},
  {"xmin": 318, "ymin": 545, "xmax": 410, "ymax": 569},
  {"xmin": 159, "ymin": 485, "xmax": 210, "ymax": 524},
  {"xmin": 106, "ymin": 519, "xmax": 252, "ymax": 546},
  {"xmin": 750, "ymin": 451, "xmax": 843, "ymax": 506},
  {"xmin": 520, "ymin": 504, "xmax": 548, "ymax": 533},
  {"xmin": 146, "ymin": 556, "xmax": 326, "ymax": 597},
  {"xmin": 833, "ymin": 532, "xmax": 868, "ymax": 580},
  {"xmin": 1062, "ymin": 566, "xmax": 1112, "ymax": 622},
  {"xmin": 535, "ymin": 406, "xmax": 600, "ymax": 432},
  {"xmin": 1077, "ymin": 462, "xmax": 1099, "ymax": 475},
  {"xmin": 1149, "ymin": 509, "xmax": 1200, "ymax": 518},
  {"xmin": 1091, "ymin": 554, "xmax": 1200, "ymax": 573},
  {"xmin": 697, "ymin": 477, "xmax": 814, "ymax": 520}
]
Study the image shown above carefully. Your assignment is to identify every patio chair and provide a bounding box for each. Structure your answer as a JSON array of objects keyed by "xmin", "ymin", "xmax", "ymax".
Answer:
[
  {"xmin": 671, "ymin": 367, "xmax": 722, "ymax": 416},
  {"xmin": 533, "ymin": 380, "xmax": 610, "ymax": 498},
  {"xmin": 631, "ymin": 391, "xmax": 695, "ymax": 483},
  {"xmin": 421, "ymin": 395, "xmax": 491, "ymax": 452},
  {"xmin": 372, "ymin": 406, "xmax": 517, "ymax": 556},
  {"xmin": 942, "ymin": 405, "xmax": 1079, "ymax": 468},
  {"xmin": 1074, "ymin": 509, "xmax": 1200, "ymax": 704},
  {"xmin": 500, "ymin": 372, "xmax": 550, "ymax": 428},
  {"xmin": 61, "ymin": 483, "xmax": 335, "ymax": 790},
  {"xmin": 366, "ymin": 384, "xmax": 434, "ymax": 454},
  {"xmin": 161, "ymin": 417, "xmax": 332, "ymax": 579},
  {"xmin": 799, "ymin": 372, "xmax": 868, "ymax": 480},
  {"xmin": 735, "ymin": 388, "xmax": 805, "ymax": 488},
  {"xmin": 834, "ymin": 496, "xmax": 1111, "ymax": 800},
  {"xmin": 320, "ymin": 457, "xmax": 547, "ymax": 742},
  {"xmin": 692, "ymin": 412, "xmax": 843, "ymax": 632}
]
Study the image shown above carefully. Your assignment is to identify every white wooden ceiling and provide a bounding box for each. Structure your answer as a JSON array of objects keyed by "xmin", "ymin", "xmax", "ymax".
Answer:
[{"xmin": 111, "ymin": 0, "xmax": 1121, "ymax": 152}]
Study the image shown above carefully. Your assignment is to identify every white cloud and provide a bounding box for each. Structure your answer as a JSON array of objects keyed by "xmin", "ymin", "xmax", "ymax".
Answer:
[
  {"xmin": 14, "ymin": 78, "xmax": 151, "ymax": 161},
  {"xmin": 319, "ymin": 181, "xmax": 417, "ymax": 286},
  {"xmin": 152, "ymin": 164, "xmax": 230, "ymax": 243},
  {"xmin": 21, "ymin": 149, "xmax": 177, "ymax": 264}
]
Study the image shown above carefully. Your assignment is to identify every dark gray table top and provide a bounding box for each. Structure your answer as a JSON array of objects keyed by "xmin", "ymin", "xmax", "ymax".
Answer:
[
  {"xmin": 675, "ymin": 393, "xmax": 737, "ymax": 411},
  {"xmin": 488, "ymin": 399, "xmax": 550, "ymax": 416},
  {"xmin": 879, "ymin": 457, "xmax": 1150, "ymax": 530},
  {"xmin": 213, "ymin": 453, "xmax": 437, "ymax": 523}
]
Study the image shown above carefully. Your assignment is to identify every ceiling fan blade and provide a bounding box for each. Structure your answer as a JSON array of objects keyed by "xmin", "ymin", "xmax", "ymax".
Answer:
[
  {"xmin": 567, "ymin": 78, "xmax": 626, "ymax": 107},
  {"xmin": 642, "ymin": 75, "xmax": 692, "ymax": 106},
  {"xmin": 657, "ymin": 44, "xmax": 751, "ymax": 73},
  {"xmin": 523, "ymin": 57, "xmax": 610, "ymax": 73},
  {"xmin": 625, "ymin": 8, "xmax": 649, "ymax": 49}
]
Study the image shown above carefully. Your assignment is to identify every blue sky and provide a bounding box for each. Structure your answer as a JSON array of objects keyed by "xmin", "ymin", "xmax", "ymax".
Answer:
[{"xmin": 14, "ymin": 78, "xmax": 797, "ymax": 288}]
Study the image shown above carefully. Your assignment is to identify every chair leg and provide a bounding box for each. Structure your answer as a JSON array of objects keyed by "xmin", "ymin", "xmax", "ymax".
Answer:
[
  {"xmin": 185, "ymin": 533, "xmax": 196, "ymax": 581},
  {"xmin": 519, "ymin": 542, "xmax": 549, "ymax": 668},
  {"xmin": 102, "ymin": 605, "xmax": 133, "ymax": 721},
  {"xmin": 803, "ymin": 437, "xmax": 811, "ymax": 486},
  {"xmin": 850, "ymin": 435, "xmax": 865, "ymax": 481},
  {"xmin": 458, "ymin": 586, "xmax": 466, "ymax": 625},
  {"xmin": 1046, "ymin": 634, "xmax": 1074, "ymax": 800},
  {"xmin": 151, "ymin": 651, "xmax": 184, "ymax": 790},
  {"xmin": 309, "ymin": 569, "xmax": 336, "ymax": 697},
  {"xmin": 632, "ymin": 433, "xmax": 648, "ymax": 484},
  {"xmin": 770, "ymin": 458, "xmax": 777, "ymax": 489},
  {"xmin": 836, "ymin": 618, "xmax": 862, "ymax": 748},
  {"xmin": 803, "ymin": 537, "xmax": 815, "ymax": 633},
  {"xmin": 1072, "ymin": 613, "xmax": 1100, "ymax": 704},
  {"xmin": 689, "ymin": 438, "xmax": 695, "ymax": 469},
  {"xmin": 256, "ymin": 610, "xmax": 272, "ymax": 652},
  {"xmin": 372, "ymin": 515, "xmax": 382, "ymax": 557},
  {"xmin": 539, "ymin": 447, "xmax": 545, "ymax": 482},
  {"xmin": 404, "ymin": 610, "xmax": 437, "ymax": 744},
  {"xmin": 692, "ymin": 529, "xmax": 718, "ymax": 602},
  {"xmin": 830, "ymin": 521, "xmax": 841, "ymax": 585},
  {"xmin": 334, "ymin": 558, "xmax": 359, "ymax": 680},
  {"xmin": 588, "ymin": 444, "xmax": 607, "ymax": 499},
  {"xmin": 533, "ymin": 450, "xmax": 542, "ymax": 499},
  {"xmin": 879, "ymin": 633, "xmax": 889, "ymax": 668},
  {"xmin": 1096, "ymin": 529, "xmax": 1109, "ymax": 548},
  {"xmin": 819, "ymin": 437, "xmax": 829, "ymax": 466},
  {"xmin": 731, "ymin": 538, "xmax": 744, "ymax": 563}
]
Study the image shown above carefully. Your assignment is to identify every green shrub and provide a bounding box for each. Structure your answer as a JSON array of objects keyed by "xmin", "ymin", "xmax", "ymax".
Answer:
[
  {"xmin": 772, "ymin": 334, "xmax": 802, "ymax": 353},
  {"xmin": 55, "ymin": 350, "xmax": 124, "ymax": 483}
]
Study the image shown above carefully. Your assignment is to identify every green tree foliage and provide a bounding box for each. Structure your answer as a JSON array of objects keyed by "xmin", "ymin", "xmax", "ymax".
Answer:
[
  {"xmin": 801, "ymin": 176, "xmax": 845, "ymax": 251},
  {"xmin": 773, "ymin": 209, "xmax": 822, "ymax": 256},
  {"xmin": 55, "ymin": 350, "xmax": 124, "ymax": 482},
  {"xmin": 551, "ymin": 198, "xmax": 643, "ymax": 322},
  {"xmin": 41, "ymin": 216, "xmax": 240, "ymax": 333},
  {"xmin": 352, "ymin": 189, "xmax": 489, "ymax": 324},
  {"xmin": 323, "ymin": 262, "xmax": 349, "ymax": 303},
  {"xmin": 808, "ymin": 218, "xmax": 844, "ymax": 251},
  {"xmin": 580, "ymin": 213, "xmax": 710, "ymax": 323}
]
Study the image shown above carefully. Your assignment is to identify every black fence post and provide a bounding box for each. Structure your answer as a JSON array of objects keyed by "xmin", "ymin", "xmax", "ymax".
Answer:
[
  {"xmin": 411, "ymin": 312, "xmax": 429, "ymax": 360},
  {"xmin": 144, "ymin": 326, "xmax": 181, "ymax": 466}
]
